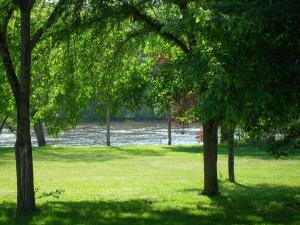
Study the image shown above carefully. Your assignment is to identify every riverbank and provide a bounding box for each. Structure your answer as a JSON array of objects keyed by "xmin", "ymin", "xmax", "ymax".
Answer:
[{"xmin": 0, "ymin": 145, "xmax": 299, "ymax": 225}]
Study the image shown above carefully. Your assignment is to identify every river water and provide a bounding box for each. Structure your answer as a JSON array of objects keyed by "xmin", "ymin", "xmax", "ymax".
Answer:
[{"xmin": 0, "ymin": 121, "xmax": 202, "ymax": 147}]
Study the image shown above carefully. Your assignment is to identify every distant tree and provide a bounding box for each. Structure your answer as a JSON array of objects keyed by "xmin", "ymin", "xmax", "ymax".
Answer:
[{"xmin": 67, "ymin": 20, "xmax": 150, "ymax": 146}]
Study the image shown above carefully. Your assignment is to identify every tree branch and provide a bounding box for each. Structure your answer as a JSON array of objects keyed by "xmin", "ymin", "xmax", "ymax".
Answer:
[
  {"xmin": 122, "ymin": 3, "xmax": 190, "ymax": 54},
  {"xmin": 0, "ymin": 6, "xmax": 20, "ymax": 98},
  {"xmin": 30, "ymin": 0, "xmax": 67, "ymax": 49},
  {"xmin": 112, "ymin": 29, "xmax": 145, "ymax": 61},
  {"xmin": 0, "ymin": 115, "xmax": 8, "ymax": 133},
  {"xmin": 168, "ymin": 0, "xmax": 196, "ymax": 49},
  {"xmin": 1, "ymin": 5, "xmax": 15, "ymax": 35}
]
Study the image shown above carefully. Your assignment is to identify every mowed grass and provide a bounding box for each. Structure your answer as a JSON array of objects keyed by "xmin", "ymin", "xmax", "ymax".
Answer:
[{"xmin": 0, "ymin": 145, "xmax": 299, "ymax": 225}]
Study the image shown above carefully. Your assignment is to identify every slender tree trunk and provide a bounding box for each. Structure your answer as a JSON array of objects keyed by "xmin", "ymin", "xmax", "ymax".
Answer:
[
  {"xmin": 202, "ymin": 120, "xmax": 219, "ymax": 196},
  {"xmin": 106, "ymin": 107, "xmax": 111, "ymax": 146},
  {"xmin": 15, "ymin": 7, "xmax": 35, "ymax": 212},
  {"xmin": 228, "ymin": 125, "xmax": 235, "ymax": 183},
  {"xmin": 220, "ymin": 125, "xmax": 229, "ymax": 143},
  {"xmin": 6, "ymin": 123, "xmax": 16, "ymax": 133},
  {"xmin": 0, "ymin": 115, "xmax": 8, "ymax": 133},
  {"xmin": 34, "ymin": 119, "xmax": 46, "ymax": 147},
  {"xmin": 167, "ymin": 111, "xmax": 172, "ymax": 145}
]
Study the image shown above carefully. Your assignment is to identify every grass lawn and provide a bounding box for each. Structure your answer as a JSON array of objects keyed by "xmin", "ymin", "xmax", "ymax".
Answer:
[{"xmin": 0, "ymin": 145, "xmax": 299, "ymax": 225}]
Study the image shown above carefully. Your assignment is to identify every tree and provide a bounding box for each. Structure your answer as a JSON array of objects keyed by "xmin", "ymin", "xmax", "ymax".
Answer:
[
  {"xmin": 226, "ymin": 124, "xmax": 235, "ymax": 183},
  {"xmin": 0, "ymin": 0, "xmax": 82, "ymax": 212},
  {"xmin": 134, "ymin": 1, "xmax": 218, "ymax": 195},
  {"xmin": 193, "ymin": 0, "xmax": 300, "ymax": 181},
  {"xmin": 96, "ymin": 0, "xmax": 300, "ymax": 195},
  {"xmin": 33, "ymin": 119, "xmax": 46, "ymax": 146},
  {"xmin": 0, "ymin": 2, "xmax": 38, "ymax": 211},
  {"xmin": 90, "ymin": 0, "xmax": 220, "ymax": 195}
]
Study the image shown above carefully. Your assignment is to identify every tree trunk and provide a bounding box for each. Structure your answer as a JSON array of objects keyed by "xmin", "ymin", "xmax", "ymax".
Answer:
[
  {"xmin": 106, "ymin": 107, "xmax": 111, "ymax": 146},
  {"xmin": 202, "ymin": 120, "xmax": 219, "ymax": 196},
  {"xmin": 228, "ymin": 125, "xmax": 235, "ymax": 183},
  {"xmin": 15, "ymin": 7, "xmax": 35, "ymax": 212},
  {"xmin": 0, "ymin": 115, "xmax": 8, "ymax": 133},
  {"xmin": 15, "ymin": 98, "xmax": 35, "ymax": 212},
  {"xmin": 220, "ymin": 125, "xmax": 229, "ymax": 143},
  {"xmin": 167, "ymin": 113, "xmax": 172, "ymax": 145},
  {"xmin": 34, "ymin": 119, "xmax": 46, "ymax": 147}
]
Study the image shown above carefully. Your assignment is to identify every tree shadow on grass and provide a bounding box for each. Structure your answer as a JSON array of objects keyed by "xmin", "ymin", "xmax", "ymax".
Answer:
[
  {"xmin": 162, "ymin": 145, "xmax": 202, "ymax": 154},
  {"xmin": 1, "ymin": 145, "xmax": 299, "ymax": 163},
  {"xmin": 164, "ymin": 145, "xmax": 300, "ymax": 160},
  {"xmin": 32, "ymin": 146, "xmax": 166, "ymax": 163},
  {"xmin": 111, "ymin": 146, "xmax": 165, "ymax": 156},
  {"xmin": 183, "ymin": 183, "xmax": 300, "ymax": 224},
  {"xmin": 32, "ymin": 150, "xmax": 128, "ymax": 163},
  {"xmin": 0, "ymin": 199, "xmax": 203, "ymax": 225},
  {"xmin": 0, "ymin": 146, "xmax": 167, "ymax": 163},
  {"xmin": 0, "ymin": 148, "xmax": 14, "ymax": 160},
  {"xmin": 1, "ymin": 184, "xmax": 299, "ymax": 225},
  {"xmin": 215, "ymin": 184, "xmax": 300, "ymax": 224}
]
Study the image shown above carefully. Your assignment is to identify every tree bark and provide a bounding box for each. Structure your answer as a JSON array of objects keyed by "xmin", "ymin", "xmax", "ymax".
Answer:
[
  {"xmin": 228, "ymin": 125, "xmax": 235, "ymax": 183},
  {"xmin": 202, "ymin": 120, "xmax": 219, "ymax": 196},
  {"xmin": 0, "ymin": 115, "xmax": 8, "ymax": 134},
  {"xmin": 167, "ymin": 112, "xmax": 172, "ymax": 145},
  {"xmin": 34, "ymin": 119, "xmax": 46, "ymax": 147},
  {"xmin": 15, "ymin": 6, "xmax": 36, "ymax": 212},
  {"xmin": 106, "ymin": 107, "xmax": 111, "ymax": 146},
  {"xmin": 15, "ymin": 97, "xmax": 35, "ymax": 212}
]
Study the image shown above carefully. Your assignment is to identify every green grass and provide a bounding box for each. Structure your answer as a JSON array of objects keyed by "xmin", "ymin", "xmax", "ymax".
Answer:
[{"xmin": 0, "ymin": 145, "xmax": 299, "ymax": 225}]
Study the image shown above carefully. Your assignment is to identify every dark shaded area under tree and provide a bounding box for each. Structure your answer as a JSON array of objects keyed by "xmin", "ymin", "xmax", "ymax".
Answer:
[{"xmin": 0, "ymin": 184, "xmax": 299, "ymax": 225}]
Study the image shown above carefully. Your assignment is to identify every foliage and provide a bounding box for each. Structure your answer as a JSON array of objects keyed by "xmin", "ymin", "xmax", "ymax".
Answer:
[
  {"xmin": 265, "ymin": 118, "xmax": 300, "ymax": 158},
  {"xmin": 0, "ymin": 72, "xmax": 14, "ymax": 119},
  {"xmin": 69, "ymin": 20, "xmax": 152, "ymax": 123},
  {"xmin": 193, "ymin": 0, "xmax": 300, "ymax": 127},
  {"xmin": 266, "ymin": 138, "xmax": 298, "ymax": 159}
]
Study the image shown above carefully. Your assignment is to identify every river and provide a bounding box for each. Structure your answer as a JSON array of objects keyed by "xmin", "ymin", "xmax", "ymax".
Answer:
[{"xmin": 0, "ymin": 121, "xmax": 202, "ymax": 147}]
